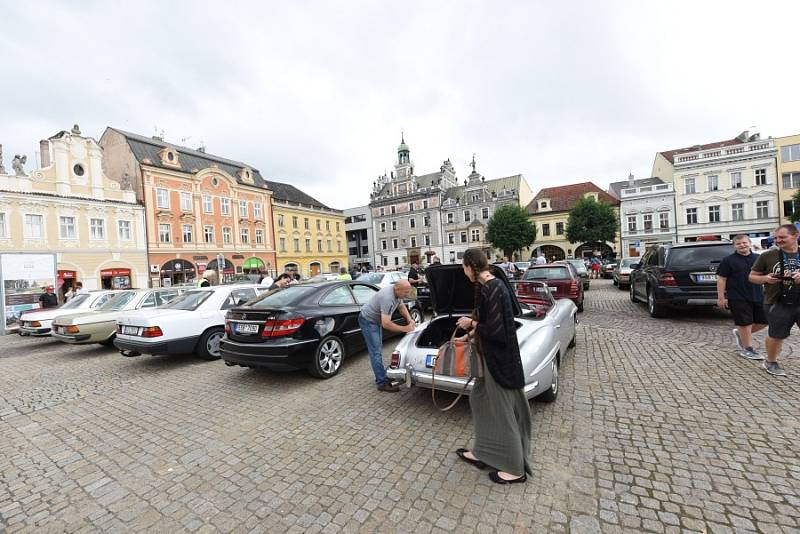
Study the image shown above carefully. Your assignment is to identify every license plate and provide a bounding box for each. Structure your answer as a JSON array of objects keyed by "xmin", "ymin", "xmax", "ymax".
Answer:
[
  {"xmin": 55, "ymin": 326, "xmax": 64, "ymax": 334},
  {"xmin": 548, "ymin": 286, "xmax": 558, "ymax": 293},
  {"xmin": 122, "ymin": 326, "xmax": 139, "ymax": 335},
  {"xmin": 697, "ymin": 274, "xmax": 717, "ymax": 282},
  {"xmin": 425, "ymin": 354, "xmax": 436, "ymax": 368},
  {"xmin": 236, "ymin": 323, "xmax": 259, "ymax": 334}
]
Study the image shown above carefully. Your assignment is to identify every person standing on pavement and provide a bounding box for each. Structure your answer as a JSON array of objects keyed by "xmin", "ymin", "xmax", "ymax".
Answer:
[
  {"xmin": 336, "ymin": 267, "xmax": 352, "ymax": 280},
  {"xmin": 749, "ymin": 224, "xmax": 800, "ymax": 377},
  {"xmin": 454, "ymin": 248, "xmax": 531, "ymax": 485},
  {"xmin": 590, "ymin": 257, "xmax": 601, "ymax": 279},
  {"xmin": 358, "ymin": 280, "xmax": 416, "ymax": 392},
  {"xmin": 75, "ymin": 281, "xmax": 89, "ymax": 295},
  {"xmin": 535, "ymin": 255, "xmax": 546, "ymax": 265},
  {"xmin": 39, "ymin": 286, "xmax": 58, "ymax": 308},
  {"xmin": 716, "ymin": 235, "xmax": 766, "ymax": 360},
  {"xmin": 407, "ymin": 262, "xmax": 420, "ymax": 286}
]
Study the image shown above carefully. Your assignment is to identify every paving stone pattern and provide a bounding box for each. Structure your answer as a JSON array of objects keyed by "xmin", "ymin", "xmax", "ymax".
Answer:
[{"xmin": 1, "ymin": 280, "xmax": 798, "ymax": 533}]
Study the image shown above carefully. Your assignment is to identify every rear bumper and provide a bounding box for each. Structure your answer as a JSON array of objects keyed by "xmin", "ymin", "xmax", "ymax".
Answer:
[
  {"xmin": 19, "ymin": 326, "xmax": 51, "ymax": 336},
  {"xmin": 114, "ymin": 335, "xmax": 199, "ymax": 356},
  {"xmin": 219, "ymin": 337, "xmax": 318, "ymax": 370},
  {"xmin": 51, "ymin": 332, "xmax": 92, "ymax": 343},
  {"xmin": 654, "ymin": 286, "xmax": 717, "ymax": 306}
]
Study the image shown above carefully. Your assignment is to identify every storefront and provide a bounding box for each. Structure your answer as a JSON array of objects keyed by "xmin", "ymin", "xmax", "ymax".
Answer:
[
  {"xmin": 159, "ymin": 259, "xmax": 196, "ymax": 287},
  {"xmin": 101, "ymin": 268, "xmax": 132, "ymax": 289},
  {"xmin": 206, "ymin": 258, "xmax": 235, "ymax": 284},
  {"xmin": 242, "ymin": 257, "xmax": 266, "ymax": 275},
  {"xmin": 57, "ymin": 269, "xmax": 77, "ymax": 300}
]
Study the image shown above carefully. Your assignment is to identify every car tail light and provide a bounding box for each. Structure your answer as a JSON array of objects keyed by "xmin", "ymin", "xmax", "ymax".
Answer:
[
  {"xmin": 569, "ymin": 280, "xmax": 578, "ymax": 297},
  {"xmin": 66, "ymin": 325, "xmax": 80, "ymax": 334},
  {"xmin": 658, "ymin": 272, "xmax": 677, "ymax": 286},
  {"xmin": 261, "ymin": 316, "xmax": 305, "ymax": 337},
  {"xmin": 142, "ymin": 326, "xmax": 163, "ymax": 338},
  {"xmin": 390, "ymin": 350, "xmax": 401, "ymax": 369},
  {"xmin": 116, "ymin": 324, "xmax": 122, "ymax": 334},
  {"xmin": 30, "ymin": 321, "xmax": 42, "ymax": 327},
  {"xmin": 224, "ymin": 320, "xmax": 231, "ymax": 335}
]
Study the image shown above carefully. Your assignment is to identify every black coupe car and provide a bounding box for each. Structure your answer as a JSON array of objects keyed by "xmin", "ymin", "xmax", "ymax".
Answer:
[{"xmin": 219, "ymin": 280, "xmax": 423, "ymax": 378}]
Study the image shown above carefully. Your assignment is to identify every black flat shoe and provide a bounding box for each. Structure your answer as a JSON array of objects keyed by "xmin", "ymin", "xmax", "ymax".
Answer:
[
  {"xmin": 455, "ymin": 448, "xmax": 487, "ymax": 470},
  {"xmin": 488, "ymin": 471, "xmax": 527, "ymax": 484}
]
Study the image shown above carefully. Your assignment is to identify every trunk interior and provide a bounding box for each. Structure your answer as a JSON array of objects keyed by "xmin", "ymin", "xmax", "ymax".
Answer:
[{"xmin": 415, "ymin": 315, "xmax": 523, "ymax": 349}]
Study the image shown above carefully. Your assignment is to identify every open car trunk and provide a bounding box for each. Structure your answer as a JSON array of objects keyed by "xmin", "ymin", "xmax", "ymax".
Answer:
[{"xmin": 415, "ymin": 314, "xmax": 523, "ymax": 349}]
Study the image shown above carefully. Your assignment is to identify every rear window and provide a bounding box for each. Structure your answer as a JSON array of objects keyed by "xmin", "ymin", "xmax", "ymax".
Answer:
[
  {"xmin": 524, "ymin": 267, "xmax": 570, "ymax": 280},
  {"xmin": 161, "ymin": 290, "xmax": 212, "ymax": 311},
  {"xmin": 247, "ymin": 286, "xmax": 316, "ymax": 309},
  {"xmin": 98, "ymin": 291, "xmax": 137, "ymax": 311},
  {"xmin": 666, "ymin": 244, "xmax": 734, "ymax": 268},
  {"xmin": 567, "ymin": 260, "xmax": 587, "ymax": 272},
  {"xmin": 60, "ymin": 294, "xmax": 91, "ymax": 310}
]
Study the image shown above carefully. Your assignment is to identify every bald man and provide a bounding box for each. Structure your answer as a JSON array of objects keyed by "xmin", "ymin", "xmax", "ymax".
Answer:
[{"xmin": 358, "ymin": 279, "xmax": 417, "ymax": 392}]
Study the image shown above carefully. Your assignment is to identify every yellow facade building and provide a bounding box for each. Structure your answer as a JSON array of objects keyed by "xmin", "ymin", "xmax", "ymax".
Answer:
[
  {"xmin": 268, "ymin": 181, "xmax": 348, "ymax": 276},
  {"xmin": 526, "ymin": 182, "xmax": 621, "ymax": 261},
  {"xmin": 0, "ymin": 125, "xmax": 148, "ymax": 298},
  {"xmin": 775, "ymin": 134, "xmax": 800, "ymax": 223}
]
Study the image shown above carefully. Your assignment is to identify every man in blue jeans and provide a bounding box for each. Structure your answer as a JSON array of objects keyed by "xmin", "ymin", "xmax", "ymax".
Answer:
[{"xmin": 359, "ymin": 279, "xmax": 416, "ymax": 392}]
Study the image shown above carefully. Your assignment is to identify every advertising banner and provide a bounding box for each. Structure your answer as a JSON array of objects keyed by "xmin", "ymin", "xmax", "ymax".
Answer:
[{"xmin": 1, "ymin": 253, "xmax": 57, "ymax": 334}]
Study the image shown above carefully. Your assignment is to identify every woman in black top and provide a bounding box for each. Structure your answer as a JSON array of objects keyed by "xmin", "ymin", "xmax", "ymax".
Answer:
[{"xmin": 455, "ymin": 248, "xmax": 532, "ymax": 484}]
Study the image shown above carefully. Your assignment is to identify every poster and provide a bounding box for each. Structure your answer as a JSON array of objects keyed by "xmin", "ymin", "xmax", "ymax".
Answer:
[{"xmin": 1, "ymin": 253, "xmax": 57, "ymax": 333}]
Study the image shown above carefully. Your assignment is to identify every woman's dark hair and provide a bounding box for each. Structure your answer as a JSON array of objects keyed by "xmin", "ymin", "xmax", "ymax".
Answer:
[
  {"xmin": 463, "ymin": 248, "xmax": 489, "ymax": 320},
  {"xmin": 276, "ymin": 273, "xmax": 291, "ymax": 281}
]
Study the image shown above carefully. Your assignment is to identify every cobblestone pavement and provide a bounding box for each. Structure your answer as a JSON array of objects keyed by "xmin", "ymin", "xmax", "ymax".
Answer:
[{"xmin": 1, "ymin": 280, "xmax": 799, "ymax": 533}]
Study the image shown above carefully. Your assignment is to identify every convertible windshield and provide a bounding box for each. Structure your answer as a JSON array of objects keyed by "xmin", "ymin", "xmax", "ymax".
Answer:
[
  {"xmin": 248, "ymin": 286, "xmax": 316, "ymax": 309},
  {"xmin": 97, "ymin": 291, "xmax": 137, "ymax": 311},
  {"xmin": 59, "ymin": 294, "xmax": 90, "ymax": 310},
  {"xmin": 160, "ymin": 290, "xmax": 212, "ymax": 311}
]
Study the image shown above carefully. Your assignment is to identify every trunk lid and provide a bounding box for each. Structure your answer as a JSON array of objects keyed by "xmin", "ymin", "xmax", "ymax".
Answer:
[{"xmin": 424, "ymin": 264, "xmax": 521, "ymax": 316}]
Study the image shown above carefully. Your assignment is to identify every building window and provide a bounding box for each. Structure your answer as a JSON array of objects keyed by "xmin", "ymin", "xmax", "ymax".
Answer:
[
  {"xmin": 223, "ymin": 227, "xmax": 232, "ymax": 244},
  {"xmin": 627, "ymin": 216, "xmax": 637, "ymax": 232},
  {"xmin": 336, "ymin": 222, "xmax": 340, "ymax": 232},
  {"xmin": 784, "ymin": 200, "xmax": 799, "ymax": 219},
  {"xmin": 482, "ymin": 207, "xmax": 489, "ymax": 219},
  {"xmin": 392, "ymin": 238, "xmax": 398, "ymax": 248},
  {"xmin": 204, "ymin": 226, "xmax": 214, "ymax": 243},
  {"xmin": 327, "ymin": 240, "xmax": 332, "ymax": 252},
  {"xmin": 238, "ymin": 228, "xmax": 249, "ymax": 244},
  {"xmin": 203, "ymin": 195, "xmax": 213, "ymax": 213},
  {"xmin": 686, "ymin": 208, "xmax": 698, "ymax": 225},
  {"xmin": 659, "ymin": 212, "xmax": 669, "ymax": 230},
  {"xmin": 380, "ymin": 222, "xmax": 386, "ymax": 232},
  {"xmin": 471, "ymin": 229, "xmax": 480, "ymax": 242},
  {"xmin": 381, "ymin": 240, "xmax": 387, "ymax": 250},
  {"xmin": 707, "ymin": 175, "xmax": 718, "ymax": 192},
  {"xmin": 254, "ymin": 203, "xmax": 263, "ymax": 219},
  {"xmin": 409, "ymin": 218, "xmax": 416, "ymax": 229},
  {"xmin": 279, "ymin": 237, "xmax": 286, "ymax": 252},
  {"xmin": 394, "ymin": 257, "xmax": 399, "ymax": 266},
  {"xmin": 684, "ymin": 177, "xmax": 696, "ymax": 194},
  {"xmin": 159, "ymin": 223, "xmax": 171, "ymax": 243},
  {"xmin": 59, "ymin": 216, "xmax": 77, "ymax": 239},
  {"xmin": 642, "ymin": 214, "xmax": 653, "ymax": 230},
  {"xmin": 707, "ymin": 206, "xmax": 720, "ymax": 223},
  {"xmin": 292, "ymin": 216, "xmax": 298, "ymax": 229},
  {"xmin": 730, "ymin": 172, "xmax": 742, "ymax": 189},
  {"xmin": 542, "ymin": 224, "xmax": 550, "ymax": 237},
  {"xmin": 410, "ymin": 236, "xmax": 417, "ymax": 247},
  {"xmin": 306, "ymin": 239, "xmax": 312, "ymax": 252},
  {"xmin": 388, "ymin": 206, "xmax": 395, "ymax": 215},
  {"xmin": 423, "ymin": 200, "xmax": 429, "ymax": 209},
  {"xmin": 424, "ymin": 235, "xmax": 430, "ymax": 246},
  {"xmin": 782, "ymin": 172, "xmax": 800, "ymax": 189},
  {"xmin": 556, "ymin": 222, "xmax": 564, "ymax": 235},
  {"xmin": 220, "ymin": 198, "xmax": 231, "ymax": 215},
  {"xmin": 316, "ymin": 219, "xmax": 321, "ymax": 230},
  {"xmin": 464, "ymin": 211, "xmax": 471, "ymax": 222},
  {"xmin": 318, "ymin": 239, "xmax": 323, "ymax": 252},
  {"xmin": 391, "ymin": 221, "xmax": 397, "ymax": 231},
  {"xmin": 180, "ymin": 191, "xmax": 192, "ymax": 212},
  {"xmin": 756, "ymin": 201, "xmax": 769, "ymax": 219},
  {"xmin": 90, "ymin": 218, "xmax": 105, "ymax": 240},
  {"xmin": 781, "ymin": 144, "xmax": 800, "ymax": 162},
  {"xmin": 277, "ymin": 214, "xmax": 284, "ymax": 227},
  {"xmin": 156, "ymin": 188, "xmax": 170, "ymax": 209},
  {"xmin": 239, "ymin": 201, "xmax": 248, "ymax": 218},
  {"xmin": 423, "ymin": 215, "xmax": 430, "ymax": 227},
  {"xmin": 326, "ymin": 221, "xmax": 330, "ymax": 231},
  {"xmin": 118, "ymin": 220, "xmax": 132, "ymax": 241},
  {"xmin": 182, "ymin": 224, "xmax": 193, "ymax": 243},
  {"xmin": 293, "ymin": 238, "xmax": 300, "ymax": 252},
  {"xmin": 447, "ymin": 213, "xmax": 454, "ymax": 223},
  {"xmin": 755, "ymin": 168, "xmax": 767, "ymax": 186},
  {"xmin": 731, "ymin": 203, "xmax": 744, "ymax": 221},
  {"xmin": 460, "ymin": 232, "xmax": 467, "ymax": 243},
  {"xmin": 408, "ymin": 202, "xmax": 414, "ymax": 211},
  {"xmin": 255, "ymin": 229, "xmax": 264, "ymax": 245},
  {"xmin": 448, "ymin": 233, "xmax": 454, "ymax": 244},
  {"xmin": 337, "ymin": 240, "xmax": 342, "ymax": 252},
  {"xmin": 304, "ymin": 217, "xmax": 309, "ymax": 230},
  {"xmin": 0, "ymin": 213, "xmax": 6, "ymax": 237},
  {"xmin": 380, "ymin": 207, "xmax": 385, "ymax": 216}
]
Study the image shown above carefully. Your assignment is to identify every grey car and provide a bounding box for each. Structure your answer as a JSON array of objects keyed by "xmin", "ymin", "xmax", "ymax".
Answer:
[
  {"xmin": 564, "ymin": 259, "xmax": 590, "ymax": 290},
  {"xmin": 612, "ymin": 258, "xmax": 638, "ymax": 289}
]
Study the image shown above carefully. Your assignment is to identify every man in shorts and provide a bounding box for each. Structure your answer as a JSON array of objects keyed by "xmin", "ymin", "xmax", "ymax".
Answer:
[
  {"xmin": 749, "ymin": 224, "xmax": 800, "ymax": 377},
  {"xmin": 716, "ymin": 235, "xmax": 766, "ymax": 359}
]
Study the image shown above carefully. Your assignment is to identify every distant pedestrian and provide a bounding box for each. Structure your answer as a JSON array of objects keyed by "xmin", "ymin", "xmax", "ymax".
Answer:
[
  {"xmin": 337, "ymin": 267, "xmax": 352, "ymax": 280},
  {"xmin": 39, "ymin": 286, "xmax": 58, "ymax": 308},
  {"xmin": 590, "ymin": 257, "xmax": 601, "ymax": 279},
  {"xmin": 431, "ymin": 256, "xmax": 441, "ymax": 265},
  {"xmin": 535, "ymin": 255, "xmax": 546, "ymax": 265},
  {"xmin": 64, "ymin": 286, "xmax": 75, "ymax": 301},
  {"xmin": 408, "ymin": 262, "xmax": 420, "ymax": 286},
  {"xmin": 749, "ymin": 224, "xmax": 800, "ymax": 377},
  {"xmin": 454, "ymin": 248, "xmax": 531, "ymax": 484},
  {"xmin": 75, "ymin": 281, "xmax": 89, "ymax": 295},
  {"xmin": 259, "ymin": 272, "xmax": 274, "ymax": 287},
  {"xmin": 716, "ymin": 235, "xmax": 766, "ymax": 360},
  {"xmin": 358, "ymin": 280, "xmax": 416, "ymax": 392}
]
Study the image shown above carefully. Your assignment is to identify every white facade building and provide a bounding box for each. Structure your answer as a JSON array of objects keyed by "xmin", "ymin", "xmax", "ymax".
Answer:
[
  {"xmin": 344, "ymin": 205, "xmax": 373, "ymax": 270},
  {"xmin": 609, "ymin": 176, "xmax": 677, "ymax": 257}
]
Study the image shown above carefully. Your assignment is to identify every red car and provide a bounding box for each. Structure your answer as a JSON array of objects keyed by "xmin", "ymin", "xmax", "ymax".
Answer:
[{"xmin": 518, "ymin": 263, "xmax": 584, "ymax": 312}]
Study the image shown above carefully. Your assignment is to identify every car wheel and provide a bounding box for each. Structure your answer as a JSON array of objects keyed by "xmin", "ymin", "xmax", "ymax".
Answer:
[
  {"xmin": 568, "ymin": 315, "xmax": 577, "ymax": 348},
  {"xmin": 410, "ymin": 308, "xmax": 423, "ymax": 325},
  {"xmin": 612, "ymin": 278, "xmax": 618, "ymax": 286},
  {"xmin": 576, "ymin": 298, "xmax": 584, "ymax": 313},
  {"xmin": 308, "ymin": 335, "xmax": 345, "ymax": 379},
  {"xmin": 197, "ymin": 327, "xmax": 224, "ymax": 360},
  {"xmin": 99, "ymin": 335, "xmax": 115, "ymax": 347},
  {"xmin": 535, "ymin": 358, "xmax": 559, "ymax": 402},
  {"xmin": 647, "ymin": 287, "xmax": 668, "ymax": 318},
  {"xmin": 630, "ymin": 281, "xmax": 638, "ymax": 302}
]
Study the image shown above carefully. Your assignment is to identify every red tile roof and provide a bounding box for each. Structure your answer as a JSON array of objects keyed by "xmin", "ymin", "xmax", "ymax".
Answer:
[
  {"xmin": 658, "ymin": 138, "xmax": 743, "ymax": 163},
  {"xmin": 527, "ymin": 182, "xmax": 619, "ymax": 214}
]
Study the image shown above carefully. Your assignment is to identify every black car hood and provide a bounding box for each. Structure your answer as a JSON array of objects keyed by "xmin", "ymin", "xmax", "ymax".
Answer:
[{"xmin": 424, "ymin": 264, "xmax": 521, "ymax": 316}]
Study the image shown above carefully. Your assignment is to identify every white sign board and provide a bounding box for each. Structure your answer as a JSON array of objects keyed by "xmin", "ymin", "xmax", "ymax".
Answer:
[{"xmin": 1, "ymin": 253, "xmax": 58, "ymax": 334}]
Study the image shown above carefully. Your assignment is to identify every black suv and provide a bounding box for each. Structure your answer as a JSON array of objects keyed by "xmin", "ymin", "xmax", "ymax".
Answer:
[{"xmin": 629, "ymin": 241, "xmax": 734, "ymax": 317}]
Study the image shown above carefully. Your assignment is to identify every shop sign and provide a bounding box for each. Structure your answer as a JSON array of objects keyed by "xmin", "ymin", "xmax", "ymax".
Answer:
[{"xmin": 101, "ymin": 269, "xmax": 131, "ymax": 277}]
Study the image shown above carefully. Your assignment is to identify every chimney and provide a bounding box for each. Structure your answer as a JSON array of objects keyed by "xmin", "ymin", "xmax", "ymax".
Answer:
[
  {"xmin": 40, "ymin": 140, "xmax": 51, "ymax": 167},
  {"xmin": 627, "ymin": 172, "xmax": 634, "ymax": 187}
]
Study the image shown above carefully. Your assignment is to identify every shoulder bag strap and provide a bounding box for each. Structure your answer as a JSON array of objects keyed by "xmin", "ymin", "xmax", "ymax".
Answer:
[{"xmin": 431, "ymin": 325, "xmax": 473, "ymax": 411}]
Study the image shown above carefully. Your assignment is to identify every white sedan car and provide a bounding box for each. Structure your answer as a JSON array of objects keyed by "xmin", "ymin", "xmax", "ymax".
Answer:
[
  {"xmin": 19, "ymin": 290, "xmax": 119, "ymax": 336},
  {"xmin": 385, "ymin": 264, "xmax": 577, "ymax": 402},
  {"xmin": 355, "ymin": 271, "xmax": 407, "ymax": 288},
  {"xmin": 114, "ymin": 285, "xmax": 264, "ymax": 360}
]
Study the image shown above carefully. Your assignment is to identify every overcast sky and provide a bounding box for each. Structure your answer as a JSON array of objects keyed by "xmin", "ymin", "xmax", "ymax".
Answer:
[{"xmin": 2, "ymin": 1, "xmax": 799, "ymax": 209}]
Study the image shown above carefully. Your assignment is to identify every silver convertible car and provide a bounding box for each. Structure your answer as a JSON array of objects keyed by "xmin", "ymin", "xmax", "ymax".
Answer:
[{"xmin": 385, "ymin": 264, "xmax": 577, "ymax": 402}]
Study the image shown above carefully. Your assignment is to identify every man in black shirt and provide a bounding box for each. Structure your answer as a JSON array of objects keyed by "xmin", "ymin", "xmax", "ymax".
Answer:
[
  {"xmin": 39, "ymin": 286, "xmax": 58, "ymax": 309},
  {"xmin": 717, "ymin": 235, "xmax": 766, "ymax": 360},
  {"xmin": 407, "ymin": 262, "xmax": 420, "ymax": 286}
]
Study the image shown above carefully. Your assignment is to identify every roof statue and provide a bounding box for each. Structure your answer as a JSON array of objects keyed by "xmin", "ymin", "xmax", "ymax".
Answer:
[
  {"xmin": 12, "ymin": 154, "xmax": 27, "ymax": 176},
  {"xmin": 0, "ymin": 144, "xmax": 5, "ymax": 174}
]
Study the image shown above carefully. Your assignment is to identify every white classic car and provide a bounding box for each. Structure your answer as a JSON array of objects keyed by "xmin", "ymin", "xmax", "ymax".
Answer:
[
  {"xmin": 18, "ymin": 290, "xmax": 119, "ymax": 336},
  {"xmin": 114, "ymin": 285, "xmax": 264, "ymax": 360},
  {"xmin": 385, "ymin": 264, "xmax": 577, "ymax": 402}
]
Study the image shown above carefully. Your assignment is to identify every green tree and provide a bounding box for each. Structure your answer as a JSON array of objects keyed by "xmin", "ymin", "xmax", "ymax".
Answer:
[
  {"xmin": 791, "ymin": 189, "xmax": 800, "ymax": 223},
  {"xmin": 486, "ymin": 204, "xmax": 537, "ymax": 259},
  {"xmin": 565, "ymin": 196, "xmax": 618, "ymax": 245}
]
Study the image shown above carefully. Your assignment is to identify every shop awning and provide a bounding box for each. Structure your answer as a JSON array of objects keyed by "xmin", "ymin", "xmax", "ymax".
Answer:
[{"xmin": 242, "ymin": 257, "xmax": 265, "ymax": 269}]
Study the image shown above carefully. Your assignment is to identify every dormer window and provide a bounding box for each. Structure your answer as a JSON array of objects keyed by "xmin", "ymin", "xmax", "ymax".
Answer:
[
  {"xmin": 541, "ymin": 202, "xmax": 547, "ymax": 208},
  {"xmin": 238, "ymin": 167, "xmax": 255, "ymax": 184},
  {"xmin": 158, "ymin": 147, "xmax": 181, "ymax": 168}
]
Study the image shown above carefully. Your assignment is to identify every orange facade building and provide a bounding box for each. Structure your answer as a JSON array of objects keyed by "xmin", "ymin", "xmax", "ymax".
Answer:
[{"xmin": 99, "ymin": 128, "xmax": 276, "ymax": 286}]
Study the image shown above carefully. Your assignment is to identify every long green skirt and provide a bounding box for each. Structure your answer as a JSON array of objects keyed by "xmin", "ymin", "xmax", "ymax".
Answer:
[{"xmin": 470, "ymin": 361, "xmax": 532, "ymax": 476}]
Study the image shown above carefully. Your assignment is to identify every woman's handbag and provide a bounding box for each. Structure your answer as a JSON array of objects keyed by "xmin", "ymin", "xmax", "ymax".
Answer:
[{"xmin": 431, "ymin": 327, "xmax": 484, "ymax": 411}]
